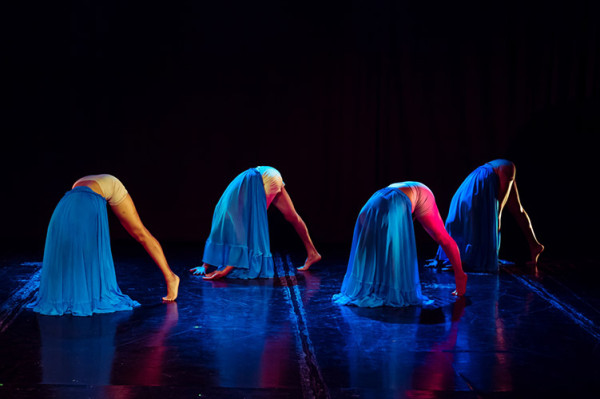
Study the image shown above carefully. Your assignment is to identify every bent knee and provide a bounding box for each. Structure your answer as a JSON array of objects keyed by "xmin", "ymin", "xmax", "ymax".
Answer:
[
  {"xmin": 436, "ymin": 233, "xmax": 456, "ymax": 249},
  {"xmin": 284, "ymin": 212, "xmax": 302, "ymax": 224},
  {"xmin": 129, "ymin": 227, "xmax": 151, "ymax": 243}
]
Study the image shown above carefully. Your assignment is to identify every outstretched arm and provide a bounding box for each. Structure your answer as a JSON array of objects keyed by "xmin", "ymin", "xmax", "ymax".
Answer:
[
  {"xmin": 271, "ymin": 186, "xmax": 321, "ymax": 271},
  {"xmin": 418, "ymin": 210, "xmax": 467, "ymax": 296},
  {"xmin": 111, "ymin": 195, "xmax": 179, "ymax": 301}
]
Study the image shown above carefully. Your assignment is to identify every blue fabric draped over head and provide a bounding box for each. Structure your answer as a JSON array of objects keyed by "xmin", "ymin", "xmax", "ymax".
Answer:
[
  {"xmin": 202, "ymin": 168, "xmax": 274, "ymax": 279},
  {"xmin": 32, "ymin": 186, "xmax": 140, "ymax": 316},
  {"xmin": 333, "ymin": 187, "xmax": 426, "ymax": 307},
  {"xmin": 436, "ymin": 163, "xmax": 500, "ymax": 272}
]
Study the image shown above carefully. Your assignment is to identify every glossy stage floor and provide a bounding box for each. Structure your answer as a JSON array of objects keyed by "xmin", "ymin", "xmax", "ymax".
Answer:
[{"xmin": 1, "ymin": 243, "xmax": 599, "ymax": 398}]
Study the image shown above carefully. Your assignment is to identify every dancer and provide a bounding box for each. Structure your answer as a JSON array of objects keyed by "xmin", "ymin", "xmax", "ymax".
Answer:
[
  {"xmin": 333, "ymin": 182, "xmax": 467, "ymax": 308},
  {"xmin": 32, "ymin": 174, "xmax": 179, "ymax": 316},
  {"xmin": 190, "ymin": 166, "xmax": 321, "ymax": 280},
  {"xmin": 435, "ymin": 159, "xmax": 543, "ymax": 272}
]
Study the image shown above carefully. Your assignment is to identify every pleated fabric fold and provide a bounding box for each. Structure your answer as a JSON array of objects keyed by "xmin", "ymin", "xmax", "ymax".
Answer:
[
  {"xmin": 32, "ymin": 187, "xmax": 140, "ymax": 316},
  {"xmin": 202, "ymin": 168, "xmax": 274, "ymax": 279},
  {"xmin": 436, "ymin": 164, "xmax": 500, "ymax": 272},
  {"xmin": 333, "ymin": 188, "xmax": 426, "ymax": 307}
]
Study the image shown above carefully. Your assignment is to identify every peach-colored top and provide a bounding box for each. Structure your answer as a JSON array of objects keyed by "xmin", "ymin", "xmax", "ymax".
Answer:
[
  {"xmin": 388, "ymin": 181, "xmax": 438, "ymax": 220},
  {"xmin": 256, "ymin": 166, "xmax": 285, "ymax": 209},
  {"xmin": 73, "ymin": 174, "xmax": 128, "ymax": 206}
]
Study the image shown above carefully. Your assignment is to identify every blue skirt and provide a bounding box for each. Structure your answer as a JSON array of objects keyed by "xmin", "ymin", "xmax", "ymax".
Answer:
[
  {"xmin": 333, "ymin": 188, "xmax": 426, "ymax": 308},
  {"xmin": 436, "ymin": 164, "xmax": 500, "ymax": 272},
  {"xmin": 32, "ymin": 187, "xmax": 140, "ymax": 316},
  {"xmin": 202, "ymin": 168, "xmax": 274, "ymax": 279}
]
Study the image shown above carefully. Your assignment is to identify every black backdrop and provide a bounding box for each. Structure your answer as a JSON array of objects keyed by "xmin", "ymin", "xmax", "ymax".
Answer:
[{"xmin": 4, "ymin": 1, "xmax": 599, "ymax": 262}]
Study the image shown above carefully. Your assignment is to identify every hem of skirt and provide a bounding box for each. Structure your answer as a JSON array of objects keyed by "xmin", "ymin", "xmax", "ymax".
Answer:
[
  {"xmin": 332, "ymin": 286, "xmax": 426, "ymax": 308},
  {"xmin": 203, "ymin": 240, "xmax": 274, "ymax": 278},
  {"xmin": 436, "ymin": 254, "xmax": 499, "ymax": 273},
  {"xmin": 31, "ymin": 298, "xmax": 141, "ymax": 317},
  {"xmin": 225, "ymin": 255, "xmax": 275, "ymax": 279},
  {"xmin": 339, "ymin": 274, "xmax": 421, "ymax": 292}
]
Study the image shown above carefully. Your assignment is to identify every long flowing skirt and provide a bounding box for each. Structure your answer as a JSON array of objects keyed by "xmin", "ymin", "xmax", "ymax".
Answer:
[
  {"xmin": 32, "ymin": 187, "xmax": 140, "ymax": 316},
  {"xmin": 436, "ymin": 164, "xmax": 500, "ymax": 272},
  {"xmin": 333, "ymin": 188, "xmax": 426, "ymax": 307},
  {"xmin": 202, "ymin": 168, "xmax": 274, "ymax": 279}
]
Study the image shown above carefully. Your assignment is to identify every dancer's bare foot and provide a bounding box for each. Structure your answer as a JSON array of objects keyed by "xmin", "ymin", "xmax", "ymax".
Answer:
[
  {"xmin": 527, "ymin": 243, "xmax": 545, "ymax": 265},
  {"xmin": 162, "ymin": 273, "xmax": 180, "ymax": 302},
  {"xmin": 297, "ymin": 252, "xmax": 322, "ymax": 271},
  {"xmin": 203, "ymin": 266, "xmax": 234, "ymax": 280},
  {"xmin": 452, "ymin": 272, "xmax": 468, "ymax": 296}
]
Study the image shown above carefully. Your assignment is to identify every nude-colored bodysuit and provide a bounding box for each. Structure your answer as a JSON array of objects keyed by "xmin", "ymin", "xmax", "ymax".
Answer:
[
  {"xmin": 387, "ymin": 181, "xmax": 439, "ymax": 221},
  {"xmin": 256, "ymin": 166, "xmax": 285, "ymax": 209},
  {"xmin": 72, "ymin": 174, "xmax": 129, "ymax": 206}
]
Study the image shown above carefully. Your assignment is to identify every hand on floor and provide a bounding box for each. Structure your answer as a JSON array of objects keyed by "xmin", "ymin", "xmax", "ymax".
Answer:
[
  {"xmin": 189, "ymin": 266, "xmax": 206, "ymax": 275},
  {"xmin": 203, "ymin": 269, "xmax": 226, "ymax": 280}
]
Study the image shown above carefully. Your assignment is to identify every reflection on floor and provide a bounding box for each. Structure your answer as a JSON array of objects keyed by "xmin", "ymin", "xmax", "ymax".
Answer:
[{"xmin": 0, "ymin": 244, "xmax": 599, "ymax": 398}]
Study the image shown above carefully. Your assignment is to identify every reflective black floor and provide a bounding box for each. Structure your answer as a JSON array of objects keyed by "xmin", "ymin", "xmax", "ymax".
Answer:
[{"xmin": 1, "ymin": 243, "xmax": 599, "ymax": 398}]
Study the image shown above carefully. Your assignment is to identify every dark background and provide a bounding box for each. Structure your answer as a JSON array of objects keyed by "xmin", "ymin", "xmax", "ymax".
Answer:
[{"xmin": 3, "ymin": 1, "xmax": 599, "ymax": 264}]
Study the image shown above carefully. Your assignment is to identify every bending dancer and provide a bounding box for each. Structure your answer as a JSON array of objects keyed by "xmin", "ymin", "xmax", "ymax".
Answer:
[
  {"xmin": 32, "ymin": 174, "xmax": 180, "ymax": 316},
  {"xmin": 435, "ymin": 159, "xmax": 544, "ymax": 272},
  {"xmin": 190, "ymin": 166, "xmax": 321, "ymax": 280},
  {"xmin": 333, "ymin": 182, "xmax": 467, "ymax": 308}
]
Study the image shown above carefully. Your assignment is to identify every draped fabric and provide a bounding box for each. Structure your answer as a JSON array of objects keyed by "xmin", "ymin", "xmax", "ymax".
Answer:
[
  {"xmin": 202, "ymin": 168, "xmax": 274, "ymax": 279},
  {"xmin": 436, "ymin": 164, "xmax": 500, "ymax": 272},
  {"xmin": 333, "ymin": 188, "xmax": 426, "ymax": 307},
  {"xmin": 32, "ymin": 187, "xmax": 140, "ymax": 316}
]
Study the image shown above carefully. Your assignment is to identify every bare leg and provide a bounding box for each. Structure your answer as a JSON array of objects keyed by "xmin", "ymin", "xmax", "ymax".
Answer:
[
  {"xmin": 490, "ymin": 159, "xmax": 517, "ymax": 233},
  {"xmin": 111, "ymin": 195, "xmax": 180, "ymax": 301},
  {"xmin": 504, "ymin": 180, "xmax": 544, "ymax": 264},
  {"xmin": 418, "ymin": 211, "xmax": 467, "ymax": 296},
  {"xmin": 271, "ymin": 187, "xmax": 322, "ymax": 270}
]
